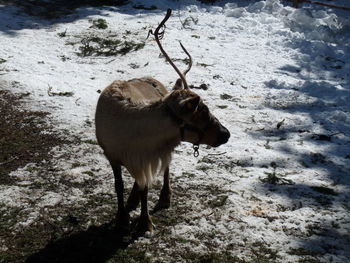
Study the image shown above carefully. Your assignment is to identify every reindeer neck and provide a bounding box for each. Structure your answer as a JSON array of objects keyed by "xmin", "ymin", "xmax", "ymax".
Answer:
[{"xmin": 134, "ymin": 100, "xmax": 181, "ymax": 145}]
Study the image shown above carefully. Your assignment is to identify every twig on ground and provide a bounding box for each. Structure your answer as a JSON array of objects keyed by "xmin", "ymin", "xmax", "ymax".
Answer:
[{"xmin": 0, "ymin": 157, "xmax": 18, "ymax": 166}]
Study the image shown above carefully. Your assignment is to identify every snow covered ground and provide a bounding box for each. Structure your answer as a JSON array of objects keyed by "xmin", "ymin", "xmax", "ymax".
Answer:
[{"xmin": 0, "ymin": 0, "xmax": 349, "ymax": 262}]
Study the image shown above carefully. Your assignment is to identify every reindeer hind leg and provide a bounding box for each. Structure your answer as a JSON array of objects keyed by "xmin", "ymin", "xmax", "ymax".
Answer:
[
  {"xmin": 126, "ymin": 181, "xmax": 141, "ymax": 212},
  {"xmin": 136, "ymin": 185, "xmax": 154, "ymax": 236},
  {"xmin": 153, "ymin": 166, "xmax": 171, "ymax": 213},
  {"xmin": 111, "ymin": 163, "xmax": 130, "ymax": 233}
]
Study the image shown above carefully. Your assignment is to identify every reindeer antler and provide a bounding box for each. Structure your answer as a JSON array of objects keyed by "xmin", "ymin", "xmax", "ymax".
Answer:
[
  {"xmin": 179, "ymin": 41, "xmax": 192, "ymax": 77},
  {"xmin": 149, "ymin": 9, "xmax": 193, "ymax": 89}
]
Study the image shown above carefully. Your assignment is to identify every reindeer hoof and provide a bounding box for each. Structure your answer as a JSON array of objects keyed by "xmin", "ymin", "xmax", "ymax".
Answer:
[
  {"xmin": 136, "ymin": 216, "xmax": 154, "ymax": 237},
  {"xmin": 153, "ymin": 192, "xmax": 171, "ymax": 213},
  {"xmin": 116, "ymin": 212, "xmax": 130, "ymax": 234},
  {"xmin": 144, "ymin": 231, "xmax": 153, "ymax": 238},
  {"xmin": 125, "ymin": 202, "xmax": 139, "ymax": 213},
  {"xmin": 126, "ymin": 195, "xmax": 140, "ymax": 213},
  {"xmin": 152, "ymin": 200, "xmax": 170, "ymax": 213}
]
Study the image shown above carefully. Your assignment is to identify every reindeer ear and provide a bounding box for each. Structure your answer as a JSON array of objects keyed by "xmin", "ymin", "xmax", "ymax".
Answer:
[
  {"xmin": 172, "ymin": 79, "xmax": 183, "ymax": 90},
  {"xmin": 180, "ymin": 95, "xmax": 200, "ymax": 112}
]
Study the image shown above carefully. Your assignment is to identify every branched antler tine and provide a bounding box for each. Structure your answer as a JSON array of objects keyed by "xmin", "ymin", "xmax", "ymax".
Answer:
[
  {"xmin": 158, "ymin": 28, "xmax": 165, "ymax": 40},
  {"xmin": 147, "ymin": 25, "xmax": 165, "ymax": 40},
  {"xmin": 146, "ymin": 29, "xmax": 153, "ymax": 40},
  {"xmin": 154, "ymin": 9, "xmax": 171, "ymax": 39},
  {"xmin": 153, "ymin": 9, "xmax": 189, "ymax": 89},
  {"xmin": 179, "ymin": 41, "xmax": 192, "ymax": 77}
]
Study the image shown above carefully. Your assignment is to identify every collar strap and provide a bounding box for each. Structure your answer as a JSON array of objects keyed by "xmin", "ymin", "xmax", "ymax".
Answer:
[
  {"xmin": 180, "ymin": 124, "xmax": 204, "ymax": 146},
  {"xmin": 164, "ymin": 105, "xmax": 187, "ymax": 141},
  {"xmin": 179, "ymin": 124, "xmax": 202, "ymax": 158},
  {"xmin": 180, "ymin": 125, "xmax": 186, "ymax": 140},
  {"xmin": 164, "ymin": 105, "xmax": 212, "ymax": 158}
]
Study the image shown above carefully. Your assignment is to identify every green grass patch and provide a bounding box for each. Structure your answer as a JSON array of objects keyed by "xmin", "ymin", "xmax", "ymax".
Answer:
[
  {"xmin": 48, "ymin": 86, "xmax": 74, "ymax": 97},
  {"xmin": 209, "ymin": 194, "xmax": 228, "ymax": 208},
  {"xmin": 76, "ymin": 35, "xmax": 145, "ymax": 57},
  {"xmin": 71, "ymin": 162, "xmax": 84, "ymax": 168},
  {"xmin": 91, "ymin": 18, "xmax": 108, "ymax": 29},
  {"xmin": 260, "ymin": 170, "xmax": 295, "ymax": 185},
  {"xmin": 82, "ymin": 170, "xmax": 95, "ymax": 177},
  {"xmin": 220, "ymin": 93, "xmax": 233, "ymax": 100},
  {"xmin": 81, "ymin": 139, "xmax": 98, "ymax": 145},
  {"xmin": 57, "ymin": 29, "xmax": 67, "ymax": 37}
]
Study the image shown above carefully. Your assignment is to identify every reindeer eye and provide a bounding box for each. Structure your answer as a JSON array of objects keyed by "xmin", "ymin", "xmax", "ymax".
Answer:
[
  {"xmin": 200, "ymin": 106, "xmax": 208, "ymax": 114},
  {"xmin": 199, "ymin": 107, "xmax": 210, "ymax": 121}
]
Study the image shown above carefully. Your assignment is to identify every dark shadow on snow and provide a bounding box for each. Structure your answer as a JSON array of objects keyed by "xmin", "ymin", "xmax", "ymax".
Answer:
[
  {"xmin": 251, "ymin": 12, "xmax": 350, "ymax": 260},
  {"xmin": 0, "ymin": 0, "xmax": 166, "ymax": 35},
  {"xmin": 261, "ymin": 82, "xmax": 350, "ymax": 185},
  {"xmin": 0, "ymin": 0, "xmax": 264, "ymax": 35},
  {"xmin": 25, "ymin": 220, "xmax": 131, "ymax": 263},
  {"xmin": 256, "ymin": 14, "xmax": 350, "ymax": 186}
]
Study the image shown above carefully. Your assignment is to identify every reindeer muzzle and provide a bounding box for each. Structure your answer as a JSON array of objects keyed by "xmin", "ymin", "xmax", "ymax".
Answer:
[{"xmin": 213, "ymin": 125, "xmax": 230, "ymax": 147}]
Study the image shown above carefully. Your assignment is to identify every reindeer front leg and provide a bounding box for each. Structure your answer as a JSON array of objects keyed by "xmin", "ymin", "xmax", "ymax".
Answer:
[
  {"xmin": 111, "ymin": 163, "xmax": 130, "ymax": 232},
  {"xmin": 137, "ymin": 185, "xmax": 154, "ymax": 235},
  {"xmin": 153, "ymin": 167, "xmax": 171, "ymax": 213}
]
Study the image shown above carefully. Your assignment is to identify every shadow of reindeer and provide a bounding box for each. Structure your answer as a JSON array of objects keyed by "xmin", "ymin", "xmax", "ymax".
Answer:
[{"xmin": 25, "ymin": 220, "xmax": 135, "ymax": 263}]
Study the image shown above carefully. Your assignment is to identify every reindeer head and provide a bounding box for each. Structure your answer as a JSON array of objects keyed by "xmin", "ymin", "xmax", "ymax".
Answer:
[
  {"xmin": 164, "ymin": 83, "xmax": 230, "ymax": 147},
  {"xmin": 152, "ymin": 9, "xmax": 230, "ymax": 148}
]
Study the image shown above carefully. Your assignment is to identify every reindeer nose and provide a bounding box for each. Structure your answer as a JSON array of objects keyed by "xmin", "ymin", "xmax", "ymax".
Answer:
[
  {"xmin": 213, "ymin": 126, "xmax": 230, "ymax": 147},
  {"xmin": 219, "ymin": 126, "xmax": 230, "ymax": 144}
]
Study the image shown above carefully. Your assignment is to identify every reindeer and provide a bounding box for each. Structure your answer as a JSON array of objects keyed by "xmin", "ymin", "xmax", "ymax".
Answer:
[{"xmin": 95, "ymin": 9, "xmax": 230, "ymax": 236}]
